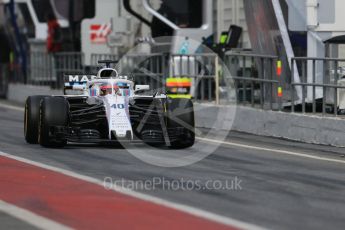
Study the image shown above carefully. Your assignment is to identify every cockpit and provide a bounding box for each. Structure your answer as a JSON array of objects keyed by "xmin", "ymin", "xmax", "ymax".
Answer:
[{"xmin": 90, "ymin": 82, "xmax": 132, "ymax": 97}]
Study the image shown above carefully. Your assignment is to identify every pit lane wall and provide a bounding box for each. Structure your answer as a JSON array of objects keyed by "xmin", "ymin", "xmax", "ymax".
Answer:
[
  {"xmin": 195, "ymin": 103, "xmax": 345, "ymax": 148},
  {"xmin": 7, "ymin": 83, "xmax": 345, "ymax": 148}
]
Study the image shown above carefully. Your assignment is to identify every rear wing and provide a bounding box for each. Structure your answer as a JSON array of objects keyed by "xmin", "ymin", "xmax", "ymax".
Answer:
[{"xmin": 64, "ymin": 74, "xmax": 97, "ymax": 95}]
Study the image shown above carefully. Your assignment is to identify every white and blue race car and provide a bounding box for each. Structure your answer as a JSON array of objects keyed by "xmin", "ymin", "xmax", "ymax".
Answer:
[{"xmin": 24, "ymin": 60, "xmax": 195, "ymax": 148}]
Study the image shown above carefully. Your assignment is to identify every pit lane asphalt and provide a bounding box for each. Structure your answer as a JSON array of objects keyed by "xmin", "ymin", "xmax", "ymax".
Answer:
[{"xmin": 0, "ymin": 103, "xmax": 345, "ymax": 230}]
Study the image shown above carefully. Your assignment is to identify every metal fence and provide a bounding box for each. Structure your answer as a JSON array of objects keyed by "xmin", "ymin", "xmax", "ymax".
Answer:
[
  {"xmin": 224, "ymin": 52, "xmax": 282, "ymax": 110},
  {"xmin": 291, "ymin": 57, "xmax": 345, "ymax": 116},
  {"xmin": 2, "ymin": 51, "xmax": 285, "ymax": 108},
  {"xmin": 169, "ymin": 54, "xmax": 219, "ymax": 103},
  {"xmin": 7, "ymin": 51, "xmax": 345, "ymax": 117},
  {"xmin": 28, "ymin": 52, "xmax": 84, "ymax": 88},
  {"xmin": 28, "ymin": 52, "xmax": 52, "ymax": 85}
]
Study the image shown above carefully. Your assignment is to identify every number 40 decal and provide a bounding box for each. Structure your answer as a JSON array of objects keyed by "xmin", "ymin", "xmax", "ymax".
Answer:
[{"xmin": 111, "ymin": 104, "xmax": 125, "ymax": 109}]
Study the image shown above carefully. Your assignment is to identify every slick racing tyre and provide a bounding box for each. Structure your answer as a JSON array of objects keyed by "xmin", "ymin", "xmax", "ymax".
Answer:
[
  {"xmin": 38, "ymin": 97, "xmax": 68, "ymax": 148},
  {"xmin": 24, "ymin": 96, "xmax": 47, "ymax": 144},
  {"xmin": 167, "ymin": 98, "xmax": 195, "ymax": 149}
]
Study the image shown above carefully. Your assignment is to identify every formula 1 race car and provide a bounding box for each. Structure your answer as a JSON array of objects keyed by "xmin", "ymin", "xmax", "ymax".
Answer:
[{"xmin": 24, "ymin": 60, "xmax": 195, "ymax": 148}]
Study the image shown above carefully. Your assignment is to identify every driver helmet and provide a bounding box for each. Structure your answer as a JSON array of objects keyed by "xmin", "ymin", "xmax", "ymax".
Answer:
[{"xmin": 99, "ymin": 83, "xmax": 119, "ymax": 96}]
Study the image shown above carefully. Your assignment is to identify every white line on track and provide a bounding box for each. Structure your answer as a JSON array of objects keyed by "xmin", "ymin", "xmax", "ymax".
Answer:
[
  {"xmin": 197, "ymin": 137, "xmax": 345, "ymax": 165},
  {"xmin": 0, "ymin": 200, "xmax": 72, "ymax": 230},
  {"xmin": 0, "ymin": 151, "xmax": 264, "ymax": 230}
]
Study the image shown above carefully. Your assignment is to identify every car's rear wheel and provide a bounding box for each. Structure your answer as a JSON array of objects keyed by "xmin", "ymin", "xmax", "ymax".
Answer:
[
  {"xmin": 24, "ymin": 96, "xmax": 47, "ymax": 144},
  {"xmin": 167, "ymin": 98, "xmax": 195, "ymax": 149},
  {"xmin": 38, "ymin": 97, "xmax": 69, "ymax": 148}
]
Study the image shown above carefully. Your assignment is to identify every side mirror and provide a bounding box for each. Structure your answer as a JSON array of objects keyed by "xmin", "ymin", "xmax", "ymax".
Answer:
[{"xmin": 135, "ymin": 85, "xmax": 150, "ymax": 91}]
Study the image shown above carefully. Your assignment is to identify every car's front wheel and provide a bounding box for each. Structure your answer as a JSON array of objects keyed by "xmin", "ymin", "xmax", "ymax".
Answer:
[
  {"xmin": 38, "ymin": 97, "xmax": 69, "ymax": 148},
  {"xmin": 166, "ymin": 98, "xmax": 195, "ymax": 149},
  {"xmin": 24, "ymin": 96, "xmax": 47, "ymax": 144}
]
